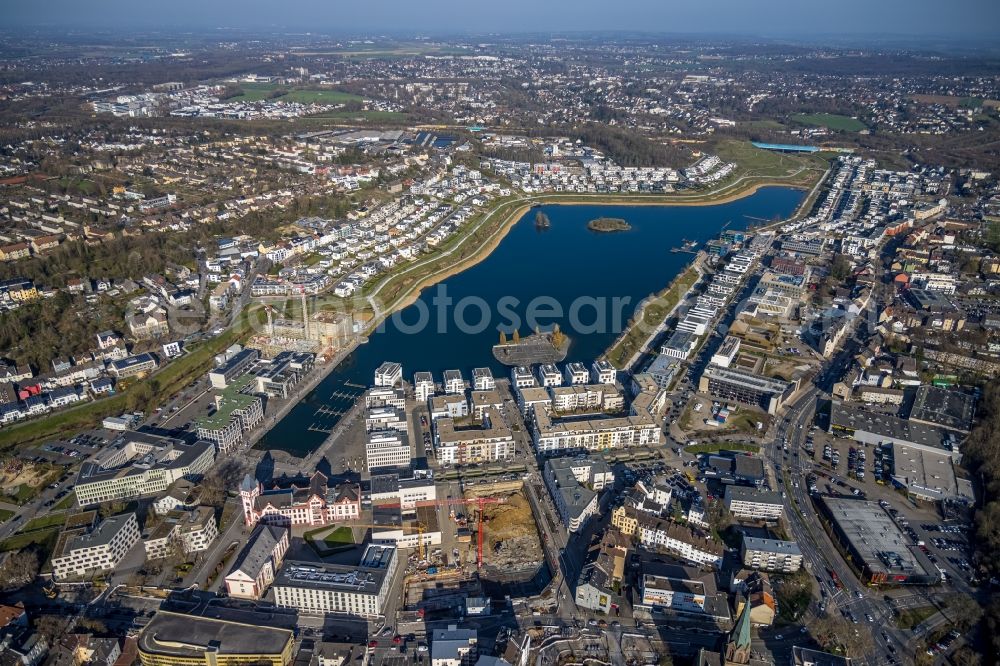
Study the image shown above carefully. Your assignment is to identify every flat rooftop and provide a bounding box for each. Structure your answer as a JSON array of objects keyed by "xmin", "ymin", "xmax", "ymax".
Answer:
[
  {"xmin": 908, "ymin": 386, "xmax": 975, "ymax": 433},
  {"xmin": 830, "ymin": 401, "xmax": 957, "ymax": 453},
  {"xmin": 818, "ymin": 496, "xmax": 935, "ymax": 579},
  {"xmin": 274, "ymin": 544, "xmax": 395, "ymax": 596},
  {"xmin": 138, "ymin": 611, "xmax": 292, "ymax": 658}
]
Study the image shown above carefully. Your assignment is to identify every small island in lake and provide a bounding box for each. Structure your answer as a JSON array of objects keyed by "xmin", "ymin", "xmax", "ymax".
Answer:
[{"xmin": 587, "ymin": 217, "xmax": 631, "ymax": 232}]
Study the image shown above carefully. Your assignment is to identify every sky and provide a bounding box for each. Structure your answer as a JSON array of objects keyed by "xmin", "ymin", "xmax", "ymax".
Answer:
[{"xmin": 4, "ymin": 0, "xmax": 1000, "ymax": 40}]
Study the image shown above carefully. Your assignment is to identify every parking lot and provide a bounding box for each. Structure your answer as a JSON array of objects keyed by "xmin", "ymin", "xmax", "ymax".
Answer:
[{"xmin": 793, "ymin": 426, "xmax": 978, "ymax": 589}]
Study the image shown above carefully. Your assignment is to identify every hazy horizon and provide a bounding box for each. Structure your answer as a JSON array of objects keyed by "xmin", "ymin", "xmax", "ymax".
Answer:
[{"xmin": 5, "ymin": 0, "xmax": 1000, "ymax": 41}]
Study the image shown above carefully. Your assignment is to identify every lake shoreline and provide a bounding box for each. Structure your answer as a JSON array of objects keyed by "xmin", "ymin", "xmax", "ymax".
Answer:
[{"xmin": 374, "ymin": 181, "xmax": 810, "ymax": 328}]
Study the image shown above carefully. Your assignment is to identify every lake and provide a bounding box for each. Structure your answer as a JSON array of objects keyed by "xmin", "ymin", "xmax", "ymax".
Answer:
[{"xmin": 258, "ymin": 186, "xmax": 805, "ymax": 455}]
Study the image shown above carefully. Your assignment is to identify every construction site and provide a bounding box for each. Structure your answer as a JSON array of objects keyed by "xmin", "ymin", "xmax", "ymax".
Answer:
[
  {"xmin": 248, "ymin": 291, "xmax": 357, "ymax": 361},
  {"xmin": 400, "ymin": 486, "xmax": 546, "ymax": 618}
]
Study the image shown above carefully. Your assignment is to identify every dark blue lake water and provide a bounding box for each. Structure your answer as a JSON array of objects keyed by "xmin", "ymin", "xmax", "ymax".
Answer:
[{"xmin": 259, "ymin": 187, "xmax": 804, "ymax": 455}]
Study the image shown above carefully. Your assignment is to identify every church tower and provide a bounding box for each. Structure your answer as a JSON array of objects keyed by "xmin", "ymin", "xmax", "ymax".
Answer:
[
  {"xmin": 724, "ymin": 595, "xmax": 754, "ymax": 665},
  {"xmin": 239, "ymin": 474, "xmax": 261, "ymax": 526}
]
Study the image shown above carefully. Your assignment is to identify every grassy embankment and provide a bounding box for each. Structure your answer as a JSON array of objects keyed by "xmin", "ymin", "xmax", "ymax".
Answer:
[{"xmin": 605, "ymin": 266, "xmax": 699, "ymax": 370}]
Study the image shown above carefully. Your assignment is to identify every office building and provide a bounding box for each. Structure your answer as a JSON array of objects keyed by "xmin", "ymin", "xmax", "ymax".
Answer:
[
  {"xmin": 51, "ymin": 513, "xmax": 140, "ymax": 580},
  {"xmin": 273, "ymin": 544, "xmax": 398, "ymax": 617},
  {"xmin": 366, "ymin": 430, "xmax": 412, "ymax": 471},
  {"xmin": 74, "ymin": 434, "xmax": 214, "ymax": 507},
  {"xmin": 143, "ymin": 506, "xmax": 218, "ymax": 560},
  {"xmin": 698, "ymin": 365, "xmax": 794, "ymax": 415}
]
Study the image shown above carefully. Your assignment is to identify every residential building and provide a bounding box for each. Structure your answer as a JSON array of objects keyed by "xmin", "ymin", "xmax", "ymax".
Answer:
[
  {"xmin": 532, "ymin": 406, "xmax": 659, "ymax": 454},
  {"xmin": 537, "ymin": 364, "xmax": 563, "ymax": 387},
  {"xmin": 414, "ymin": 371, "xmax": 435, "ymax": 402},
  {"xmin": 443, "ymin": 369, "xmax": 464, "ymax": 394},
  {"xmin": 472, "ymin": 367, "xmax": 495, "ymax": 390},
  {"xmin": 544, "ymin": 456, "xmax": 614, "ymax": 533},
  {"xmin": 108, "ymin": 353, "xmax": 158, "ymax": 379},
  {"xmin": 143, "ymin": 507, "xmax": 218, "ymax": 559},
  {"xmin": 635, "ymin": 514, "xmax": 724, "ymax": 567},
  {"xmin": 591, "ymin": 360, "xmax": 617, "ymax": 385},
  {"xmin": 724, "ymin": 486, "xmax": 784, "ymax": 521},
  {"xmin": 434, "ymin": 407, "xmax": 514, "ymax": 465},
  {"xmin": 374, "ymin": 361, "xmax": 402, "ymax": 387},
  {"xmin": 740, "ymin": 536, "xmax": 803, "ymax": 572}
]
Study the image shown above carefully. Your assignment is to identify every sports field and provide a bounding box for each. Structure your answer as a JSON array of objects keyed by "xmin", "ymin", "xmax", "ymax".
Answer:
[{"xmin": 791, "ymin": 113, "xmax": 867, "ymax": 132}]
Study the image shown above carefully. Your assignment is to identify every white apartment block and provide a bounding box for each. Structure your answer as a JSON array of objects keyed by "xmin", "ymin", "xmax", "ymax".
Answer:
[
  {"xmin": 374, "ymin": 362, "xmax": 402, "ymax": 387},
  {"xmin": 532, "ymin": 407, "xmax": 659, "ymax": 454},
  {"xmin": 413, "ymin": 371, "xmax": 435, "ymax": 402},
  {"xmin": 443, "ymin": 369, "xmax": 464, "ymax": 394},
  {"xmin": 724, "ymin": 486, "xmax": 784, "ymax": 521},
  {"xmin": 537, "ymin": 364, "xmax": 563, "ymax": 387},
  {"xmin": 511, "ymin": 366, "xmax": 536, "ymax": 388},
  {"xmin": 143, "ymin": 507, "xmax": 218, "ymax": 559},
  {"xmin": 52, "ymin": 513, "xmax": 140, "ymax": 580},
  {"xmin": 741, "ymin": 536, "xmax": 803, "ymax": 573},
  {"xmin": 472, "ymin": 367, "xmax": 495, "ymax": 391},
  {"xmin": 434, "ymin": 407, "xmax": 514, "ymax": 466},
  {"xmin": 563, "ymin": 362, "xmax": 590, "ymax": 385},
  {"xmin": 591, "ymin": 360, "xmax": 617, "ymax": 385},
  {"xmin": 549, "ymin": 384, "xmax": 623, "ymax": 413},
  {"xmin": 635, "ymin": 515, "xmax": 723, "ymax": 568},
  {"xmin": 430, "ymin": 394, "xmax": 468, "ymax": 421}
]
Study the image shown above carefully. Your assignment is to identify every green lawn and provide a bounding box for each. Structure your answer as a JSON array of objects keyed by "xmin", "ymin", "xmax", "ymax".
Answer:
[
  {"xmin": 229, "ymin": 89, "xmax": 275, "ymax": 102},
  {"xmin": 53, "ymin": 492, "xmax": 75, "ymax": 511},
  {"xmin": 895, "ymin": 605, "xmax": 938, "ymax": 630},
  {"xmin": 323, "ymin": 526, "xmax": 355, "ymax": 546},
  {"xmin": 19, "ymin": 513, "xmax": 66, "ymax": 532},
  {"xmin": 0, "ymin": 509, "xmax": 13, "ymax": 523},
  {"xmin": 0, "ymin": 527, "xmax": 60, "ymax": 553},
  {"xmin": 716, "ymin": 139, "xmax": 829, "ymax": 179},
  {"xmin": 280, "ymin": 89, "xmax": 362, "ymax": 104},
  {"xmin": 791, "ymin": 113, "xmax": 867, "ymax": 132}
]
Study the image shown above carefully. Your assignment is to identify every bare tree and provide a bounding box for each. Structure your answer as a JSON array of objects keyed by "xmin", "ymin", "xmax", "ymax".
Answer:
[{"xmin": 0, "ymin": 549, "xmax": 39, "ymax": 591}]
